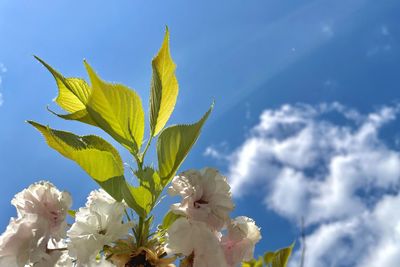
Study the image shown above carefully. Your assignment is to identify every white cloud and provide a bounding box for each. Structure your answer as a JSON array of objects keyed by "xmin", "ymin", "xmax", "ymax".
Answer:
[
  {"xmin": 205, "ymin": 103, "xmax": 400, "ymax": 267},
  {"xmin": 203, "ymin": 141, "xmax": 231, "ymax": 161},
  {"xmin": 203, "ymin": 146, "xmax": 227, "ymax": 161}
]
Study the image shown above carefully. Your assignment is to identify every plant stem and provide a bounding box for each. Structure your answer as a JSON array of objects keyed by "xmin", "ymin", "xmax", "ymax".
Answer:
[
  {"xmin": 131, "ymin": 151, "xmax": 141, "ymax": 170},
  {"xmin": 132, "ymin": 135, "xmax": 153, "ymax": 247},
  {"xmin": 125, "ymin": 209, "xmax": 139, "ymax": 240},
  {"xmin": 137, "ymin": 216, "xmax": 144, "ymax": 246},
  {"xmin": 125, "ymin": 209, "xmax": 132, "ymax": 222},
  {"xmin": 139, "ymin": 136, "xmax": 153, "ymax": 168}
]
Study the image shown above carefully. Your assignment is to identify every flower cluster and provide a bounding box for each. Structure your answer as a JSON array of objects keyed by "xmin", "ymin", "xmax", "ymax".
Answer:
[
  {"xmin": 0, "ymin": 169, "xmax": 260, "ymax": 267},
  {"xmin": 165, "ymin": 168, "xmax": 261, "ymax": 267},
  {"xmin": 0, "ymin": 183, "xmax": 132, "ymax": 266},
  {"xmin": 0, "ymin": 181, "xmax": 71, "ymax": 266},
  {"xmin": 67, "ymin": 189, "xmax": 132, "ymax": 265}
]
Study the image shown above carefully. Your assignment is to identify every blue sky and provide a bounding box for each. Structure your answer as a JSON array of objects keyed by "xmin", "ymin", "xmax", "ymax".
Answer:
[{"xmin": 1, "ymin": 1, "xmax": 400, "ymax": 266}]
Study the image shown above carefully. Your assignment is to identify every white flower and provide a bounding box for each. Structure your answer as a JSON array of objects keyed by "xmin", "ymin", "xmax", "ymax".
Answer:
[
  {"xmin": 221, "ymin": 216, "xmax": 261, "ymax": 267},
  {"xmin": 86, "ymin": 257, "xmax": 116, "ymax": 267},
  {"xmin": 86, "ymin": 189, "xmax": 116, "ymax": 206},
  {"xmin": 53, "ymin": 252, "xmax": 116, "ymax": 267},
  {"xmin": 11, "ymin": 181, "xmax": 72, "ymax": 239},
  {"xmin": 54, "ymin": 252, "xmax": 73, "ymax": 267},
  {"xmin": 168, "ymin": 168, "xmax": 234, "ymax": 230},
  {"xmin": 67, "ymin": 190, "xmax": 131, "ymax": 264},
  {"xmin": 1, "ymin": 180, "xmax": 72, "ymax": 267},
  {"xmin": 165, "ymin": 217, "xmax": 227, "ymax": 267},
  {"xmin": 34, "ymin": 250, "xmax": 64, "ymax": 267},
  {"xmin": 0, "ymin": 215, "xmax": 49, "ymax": 267}
]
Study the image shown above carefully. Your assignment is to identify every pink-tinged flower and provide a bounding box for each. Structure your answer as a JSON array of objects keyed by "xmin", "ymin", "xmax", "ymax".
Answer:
[
  {"xmin": 34, "ymin": 250, "xmax": 64, "ymax": 267},
  {"xmin": 54, "ymin": 252, "xmax": 73, "ymax": 267},
  {"xmin": 0, "ymin": 215, "xmax": 49, "ymax": 267},
  {"xmin": 221, "ymin": 216, "xmax": 262, "ymax": 267},
  {"xmin": 53, "ymin": 252, "xmax": 116, "ymax": 267},
  {"xmin": 168, "ymin": 168, "xmax": 234, "ymax": 230},
  {"xmin": 86, "ymin": 188, "xmax": 117, "ymax": 206},
  {"xmin": 11, "ymin": 181, "xmax": 72, "ymax": 239},
  {"xmin": 165, "ymin": 217, "xmax": 227, "ymax": 267},
  {"xmin": 67, "ymin": 189, "xmax": 131, "ymax": 265}
]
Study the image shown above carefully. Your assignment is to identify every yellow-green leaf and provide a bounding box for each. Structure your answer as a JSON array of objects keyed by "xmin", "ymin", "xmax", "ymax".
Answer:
[
  {"xmin": 157, "ymin": 103, "xmax": 213, "ymax": 185},
  {"xmin": 97, "ymin": 176, "xmax": 125, "ymax": 202},
  {"xmin": 121, "ymin": 182, "xmax": 154, "ymax": 218},
  {"xmin": 161, "ymin": 210, "xmax": 181, "ymax": 231},
  {"xmin": 28, "ymin": 121, "xmax": 125, "ymax": 201},
  {"xmin": 264, "ymin": 252, "xmax": 275, "ymax": 264},
  {"xmin": 68, "ymin": 210, "xmax": 76, "ymax": 218},
  {"xmin": 264, "ymin": 242, "xmax": 295, "ymax": 267},
  {"xmin": 242, "ymin": 257, "xmax": 264, "ymax": 267},
  {"xmin": 135, "ymin": 167, "xmax": 163, "ymax": 197},
  {"xmin": 122, "ymin": 167, "xmax": 162, "ymax": 218},
  {"xmin": 35, "ymin": 56, "xmax": 96, "ymax": 125},
  {"xmin": 150, "ymin": 27, "xmax": 179, "ymax": 136},
  {"xmin": 47, "ymin": 107, "xmax": 96, "ymax": 126},
  {"xmin": 84, "ymin": 61, "xmax": 145, "ymax": 154}
]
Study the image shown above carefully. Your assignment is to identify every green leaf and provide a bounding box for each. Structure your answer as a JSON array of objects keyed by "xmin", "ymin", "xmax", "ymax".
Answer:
[
  {"xmin": 264, "ymin": 252, "xmax": 275, "ymax": 264},
  {"xmin": 68, "ymin": 210, "xmax": 76, "ymax": 218},
  {"xmin": 84, "ymin": 61, "xmax": 145, "ymax": 154},
  {"xmin": 47, "ymin": 106, "xmax": 96, "ymax": 126},
  {"xmin": 122, "ymin": 167, "xmax": 163, "ymax": 218},
  {"xmin": 161, "ymin": 210, "xmax": 181, "ymax": 230},
  {"xmin": 242, "ymin": 257, "xmax": 264, "ymax": 267},
  {"xmin": 157, "ymin": 103, "xmax": 213, "ymax": 184},
  {"xmin": 36, "ymin": 57, "xmax": 145, "ymax": 155},
  {"xmin": 28, "ymin": 121, "xmax": 125, "ymax": 201},
  {"xmin": 150, "ymin": 27, "xmax": 179, "ymax": 137},
  {"xmin": 143, "ymin": 215, "xmax": 154, "ymax": 240},
  {"xmin": 34, "ymin": 56, "xmax": 96, "ymax": 126},
  {"xmin": 121, "ymin": 182, "xmax": 153, "ymax": 218},
  {"xmin": 264, "ymin": 242, "xmax": 295, "ymax": 267},
  {"xmin": 136, "ymin": 167, "xmax": 163, "ymax": 198},
  {"xmin": 97, "ymin": 176, "xmax": 125, "ymax": 202}
]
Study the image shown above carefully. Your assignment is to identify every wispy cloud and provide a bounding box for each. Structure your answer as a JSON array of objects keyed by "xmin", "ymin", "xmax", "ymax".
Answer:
[
  {"xmin": 366, "ymin": 24, "xmax": 394, "ymax": 57},
  {"xmin": 321, "ymin": 22, "xmax": 334, "ymax": 38},
  {"xmin": 0, "ymin": 63, "xmax": 7, "ymax": 73},
  {"xmin": 205, "ymin": 103, "xmax": 400, "ymax": 267},
  {"xmin": 203, "ymin": 141, "xmax": 231, "ymax": 161},
  {"xmin": 381, "ymin": 25, "xmax": 390, "ymax": 36}
]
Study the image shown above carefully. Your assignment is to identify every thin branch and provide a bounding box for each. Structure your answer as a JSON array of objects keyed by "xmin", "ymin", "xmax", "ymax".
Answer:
[{"xmin": 300, "ymin": 217, "xmax": 306, "ymax": 267}]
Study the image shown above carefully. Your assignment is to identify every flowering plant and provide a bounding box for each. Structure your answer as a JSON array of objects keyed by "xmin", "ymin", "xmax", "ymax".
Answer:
[{"xmin": 0, "ymin": 29, "xmax": 293, "ymax": 267}]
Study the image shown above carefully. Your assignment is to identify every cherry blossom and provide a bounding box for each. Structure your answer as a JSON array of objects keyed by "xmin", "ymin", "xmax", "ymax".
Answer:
[
  {"xmin": 165, "ymin": 217, "xmax": 227, "ymax": 267},
  {"xmin": 86, "ymin": 189, "xmax": 116, "ymax": 206},
  {"xmin": 0, "ymin": 215, "xmax": 49, "ymax": 267},
  {"xmin": 168, "ymin": 168, "xmax": 234, "ymax": 230},
  {"xmin": 11, "ymin": 181, "xmax": 71, "ymax": 239},
  {"xmin": 67, "ymin": 189, "xmax": 131, "ymax": 264},
  {"xmin": 221, "ymin": 216, "xmax": 262, "ymax": 267}
]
